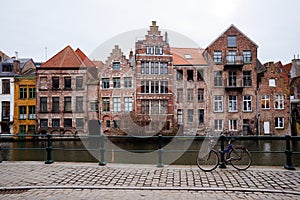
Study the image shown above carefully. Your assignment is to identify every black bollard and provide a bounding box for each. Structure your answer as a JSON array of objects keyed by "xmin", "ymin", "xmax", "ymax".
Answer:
[
  {"xmin": 219, "ymin": 135, "xmax": 226, "ymax": 168},
  {"xmin": 284, "ymin": 135, "xmax": 295, "ymax": 170},
  {"xmin": 157, "ymin": 134, "xmax": 164, "ymax": 168},
  {"xmin": 0, "ymin": 146, "xmax": 2, "ymax": 163},
  {"xmin": 99, "ymin": 134, "xmax": 106, "ymax": 166},
  {"xmin": 45, "ymin": 134, "xmax": 54, "ymax": 164}
]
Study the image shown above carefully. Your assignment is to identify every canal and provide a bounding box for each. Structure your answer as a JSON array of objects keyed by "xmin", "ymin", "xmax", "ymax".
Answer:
[{"xmin": 0, "ymin": 138, "xmax": 299, "ymax": 167}]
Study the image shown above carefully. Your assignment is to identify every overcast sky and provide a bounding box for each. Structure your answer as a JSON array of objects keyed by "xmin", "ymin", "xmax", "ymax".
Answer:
[{"xmin": 1, "ymin": 0, "xmax": 299, "ymax": 64}]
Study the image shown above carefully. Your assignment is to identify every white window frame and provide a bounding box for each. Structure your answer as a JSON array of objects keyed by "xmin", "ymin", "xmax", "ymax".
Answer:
[
  {"xmin": 275, "ymin": 117, "xmax": 284, "ymax": 129},
  {"xmin": 124, "ymin": 97, "xmax": 132, "ymax": 112},
  {"xmin": 269, "ymin": 79, "xmax": 276, "ymax": 87},
  {"xmin": 274, "ymin": 95, "xmax": 284, "ymax": 109},
  {"xmin": 113, "ymin": 97, "xmax": 121, "ymax": 112},
  {"xmin": 261, "ymin": 95, "xmax": 270, "ymax": 109},
  {"xmin": 228, "ymin": 95, "xmax": 238, "ymax": 112},
  {"xmin": 214, "ymin": 119, "xmax": 223, "ymax": 131},
  {"xmin": 228, "ymin": 119, "xmax": 238, "ymax": 131},
  {"xmin": 187, "ymin": 109, "xmax": 194, "ymax": 123},
  {"xmin": 243, "ymin": 95, "xmax": 252, "ymax": 112},
  {"xmin": 214, "ymin": 96, "xmax": 223, "ymax": 112}
]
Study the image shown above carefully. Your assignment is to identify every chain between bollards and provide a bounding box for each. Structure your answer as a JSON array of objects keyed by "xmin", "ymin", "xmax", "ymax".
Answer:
[
  {"xmin": 219, "ymin": 134, "xmax": 226, "ymax": 169},
  {"xmin": 45, "ymin": 134, "xmax": 54, "ymax": 164},
  {"xmin": 284, "ymin": 135, "xmax": 295, "ymax": 170}
]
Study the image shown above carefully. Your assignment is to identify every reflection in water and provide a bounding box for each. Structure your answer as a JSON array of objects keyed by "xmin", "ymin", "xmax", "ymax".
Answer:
[{"xmin": 0, "ymin": 139, "xmax": 299, "ymax": 167}]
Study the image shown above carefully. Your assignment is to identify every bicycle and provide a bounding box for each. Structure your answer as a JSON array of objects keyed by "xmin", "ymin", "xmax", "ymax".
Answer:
[{"xmin": 196, "ymin": 138, "xmax": 252, "ymax": 172}]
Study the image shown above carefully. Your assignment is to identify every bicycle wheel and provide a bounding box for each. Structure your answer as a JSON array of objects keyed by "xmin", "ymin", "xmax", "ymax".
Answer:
[
  {"xmin": 229, "ymin": 147, "xmax": 252, "ymax": 170},
  {"xmin": 197, "ymin": 149, "xmax": 219, "ymax": 172}
]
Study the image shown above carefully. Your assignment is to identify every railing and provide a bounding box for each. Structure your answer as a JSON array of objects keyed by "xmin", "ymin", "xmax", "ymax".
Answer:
[
  {"xmin": 0, "ymin": 134, "xmax": 299, "ymax": 170},
  {"xmin": 224, "ymin": 55, "xmax": 244, "ymax": 65}
]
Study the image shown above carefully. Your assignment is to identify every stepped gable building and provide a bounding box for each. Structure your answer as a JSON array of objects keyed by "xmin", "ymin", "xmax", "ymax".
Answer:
[
  {"xmin": 204, "ymin": 25, "xmax": 259, "ymax": 135},
  {"xmin": 134, "ymin": 21, "xmax": 174, "ymax": 135},
  {"xmin": 171, "ymin": 47, "xmax": 209, "ymax": 135},
  {"xmin": 13, "ymin": 58, "xmax": 37, "ymax": 138},
  {"xmin": 36, "ymin": 45, "xmax": 95, "ymax": 136},
  {"xmin": 258, "ymin": 61, "xmax": 291, "ymax": 135},
  {"xmin": 99, "ymin": 45, "xmax": 134, "ymax": 135}
]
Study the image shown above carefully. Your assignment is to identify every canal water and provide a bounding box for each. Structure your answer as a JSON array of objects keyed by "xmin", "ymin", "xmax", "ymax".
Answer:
[{"xmin": 0, "ymin": 138, "xmax": 299, "ymax": 167}]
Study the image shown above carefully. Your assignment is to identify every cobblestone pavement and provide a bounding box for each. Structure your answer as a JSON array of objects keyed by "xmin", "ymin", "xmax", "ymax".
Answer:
[{"xmin": 0, "ymin": 162, "xmax": 299, "ymax": 199}]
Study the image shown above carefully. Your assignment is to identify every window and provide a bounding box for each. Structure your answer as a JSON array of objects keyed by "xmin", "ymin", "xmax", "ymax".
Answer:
[
  {"xmin": 269, "ymin": 79, "xmax": 276, "ymax": 87},
  {"xmin": 274, "ymin": 95, "xmax": 284, "ymax": 109},
  {"xmin": 40, "ymin": 97, "xmax": 48, "ymax": 112},
  {"xmin": 227, "ymin": 51, "xmax": 236, "ymax": 64},
  {"xmin": 102, "ymin": 97, "xmax": 110, "ymax": 112},
  {"xmin": 112, "ymin": 62, "xmax": 120, "ymax": 70},
  {"xmin": 154, "ymin": 62, "xmax": 159, "ymax": 74},
  {"xmin": 19, "ymin": 125, "xmax": 26, "ymax": 135},
  {"xmin": 20, "ymin": 88, "xmax": 27, "ymax": 99},
  {"xmin": 28, "ymin": 106, "xmax": 36, "ymax": 119},
  {"xmin": 229, "ymin": 119, "xmax": 238, "ymax": 131},
  {"xmin": 150, "ymin": 62, "xmax": 155, "ymax": 74},
  {"xmin": 52, "ymin": 97, "xmax": 59, "ymax": 112},
  {"xmin": 197, "ymin": 69, "xmax": 204, "ymax": 81},
  {"xmin": 29, "ymin": 88, "xmax": 35, "ymax": 99},
  {"xmin": 146, "ymin": 46, "xmax": 154, "ymax": 55},
  {"xmin": 76, "ymin": 118, "xmax": 84, "ymax": 128},
  {"xmin": 243, "ymin": 71, "xmax": 252, "ymax": 87},
  {"xmin": 177, "ymin": 109, "xmax": 183, "ymax": 124},
  {"xmin": 161, "ymin": 81, "xmax": 168, "ymax": 94},
  {"xmin": 275, "ymin": 117, "xmax": 284, "ymax": 129},
  {"xmin": 40, "ymin": 119, "xmax": 48, "ymax": 128},
  {"xmin": 214, "ymin": 119, "xmax": 223, "ymax": 131},
  {"xmin": 102, "ymin": 78, "xmax": 109, "ymax": 89},
  {"xmin": 76, "ymin": 76, "xmax": 83, "ymax": 89},
  {"xmin": 52, "ymin": 77, "xmax": 59, "ymax": 89},
  {"xmin": 155, "ymin": 46, "xmax": 163, "ymax": 55},
  {"xmin": 2, "ymin": 79, "xmax": 10, "ymax": 94},
  {"xmin": 214, "ymin": 71, "xmax": 222, "ymax": 86},
  {"xmin": 2, "ymin": 101, "xmax": 10, "ymax": 121},
  {"xmin": 40, "ymin": 77, "xmax": 48, "ymax": 90},
  {"xmin": 151, "ymin": 100, "xmax": 159, "ymax": 114},
  {"xmin": 198, "ymin": 109, "xmax": 204, "ymax": 124},
  {"xmin": 160, "ymin": 62, "xmax": 168, "ymax": 74},
  {"xmin": 228, "ymin": 95, "xmax": 238, "ymax": 112},
  {"xmin": 2, "ymin": 64, "xmax": 12, "ymax": 72},
  {"xmin": 64, "ymin": 77, "xmax": 71, "ymax": 89},
  {"xmin": 113, "ymin": 97, "xmax": 121, "ymax": 112},
  {"xmin": 64, "ymin": 118, "xmax": 72, "ymax": 128},
  {"xmin": 124, "ymin": 97, "xmax": 132, "ymax": 112},
  {"xmin": 243, "ymin": 50, "xmax": 252, "ymax": 63},
  {"xmin": 198, "ymin": 89, "xmax": 204, "ymax": 102},
  {"xmin": 160, "ymin": 100, "xmax": 168, "ymax": 114},
  {"xmin": 141, "ymin": 100, "xmax": 150, "ymax": 114},
  {"xmin": 187, "ymin": 70, "xmax": 193, "ymax": 81},
  {"xmin": 90, "ymin": 101, "xmax": 99, "ymax": 112},
  {"xmin": 228, "ymin": 35, "xmax": 237, "ymax": 47},
  {"xmin": 64, "ymin": 97, "xmax": 72, "ymax": 112},
  {"xmin": 228, "ymin": 71, "xmax": 237, "ymax": 87},
  {"xmin": 19, "ymin": 106, "xmax": 26, "ymax": 119},
  {"xmin": 106, "ymin": 120, "xmax": 110, "ymax": 128},
  {"xmin": 113, "ymin": 77, "xmax": 120, "ymax": 88},
  {"xmin": 188, "ymin": 109, "xmax": 194, "ymax": 123},
  {"xmin": 76, "ymin": 96, "xmax": 83, "ymax": 112},
  {"xmin": 243, "ymin": 96, "xmax": 252, "ymax": 112},
  {"xmin": 261, "ymin": 95, "xmax": 270, "ymax": 109},
  {"xmin": 28, "ymin": 125, "xmax": 35, "ymax": 134},
  {"xmin": 124, "ymin": 77, "xmax": 132, "ymax": 88},
  {"xmin": 52, "ymin": 119, "xmax": 60, "ymax": 128},
  {"xmin": 214, "ymin": 96, "xmax": 223, "ymax": 112},
  {"xmin": 176, "ymin": 70, "xmax": 183, "ymax": 81},
  {"xmin": 184, "ymin": 54, "xmax": 192, "ymax": 59},
  {"xmin": 177, "ymin": 89, "xmax": 183, "ymax": 102},
  {"xmin": 213, "ymin": 51, "xmax": 222, "ymax": 63},
  {"xmin": 187, "ymin": 89, "xmax": 194, "ymax": 101}
]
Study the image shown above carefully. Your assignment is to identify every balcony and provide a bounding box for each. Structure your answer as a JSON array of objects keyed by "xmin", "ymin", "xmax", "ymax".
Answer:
[
  {"xmin": 224, "ymin": 55, "xmax": 244, "ymax": 69},
  {"xmin": 224, "ymin": 78, "xmax": 244, "ymax": 92}
]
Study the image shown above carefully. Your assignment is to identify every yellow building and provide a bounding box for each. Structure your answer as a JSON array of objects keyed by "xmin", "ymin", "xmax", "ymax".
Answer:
[{"xmin": 13, "ymin": 59, "xmax": 36, "ymax": 138}]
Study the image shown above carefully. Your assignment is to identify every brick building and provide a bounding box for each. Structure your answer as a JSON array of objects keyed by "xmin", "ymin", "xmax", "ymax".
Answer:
[
  {"xmin": 36, "ymin": 46, "xmax": 95, "ymax": 136},
  {"xmin": 290, "ymin": 58, "xmax": 300, "ymax": 136},
  {"xmin": 134, "ymin": 21, "xmax": 174, "ymax": 135},
  {"xmin": 258, "ymin": 62, "xmax": 291, "ymax": 135},
  {"xmin": 171, "ymin": 47, "xmax": 209, "ymax": 135},
  {"xmin": 98, "ymin": 45, "xmax": 135, "ymax": 135},
  {"xmin": 204, "ymin": 25, "xmax": 259, "ymax": 135}
]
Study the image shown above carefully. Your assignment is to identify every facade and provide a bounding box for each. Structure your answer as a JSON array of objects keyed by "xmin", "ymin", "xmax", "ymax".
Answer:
[
  {"xmin": 171, "ymin": 47, "xmax": 209, "ymax": 135},
  {"xmin": 36, "ymin": 46, "xmax": 95, "ymax": 136},
  {"xmin": 13, "ymin": 59, "xmax": 37, "ymax": 137},
  {"xmin": 99, "ymin": 45, "xmax": 134, "ymax": 135},
  {"xmin": 290, "ymin": 58, "xmax": 300, "ymax": 136},
  {"xmin": 204, "ymin": 25, "xmax": 259, "ymax": 135},
  {"xmin": 134, "ymin": 21, "xmax": 174, "ymax": 135},
  {"xmin": 258, "ymin": 62, "xmax": 291, "ymax": 135}
]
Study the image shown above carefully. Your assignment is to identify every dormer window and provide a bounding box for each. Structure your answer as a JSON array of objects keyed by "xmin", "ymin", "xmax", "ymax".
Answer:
[
  {"xmin": 146, "ymin": 46, "xmax": 154, "ymax": 55},
  {"xmin": 184, "ymin": 54, "xmax": 192, "ymax": 59},
  {"xmin": 112, "ymin": 62, "xmax": 120, "ymax": 70},
  {"xmin": 2, "ymin": 64, "xmax": 13, "ymax": 72},
  {"xmin": 228, "ymin": 35, "xmax": 237, "ymax": 47}
]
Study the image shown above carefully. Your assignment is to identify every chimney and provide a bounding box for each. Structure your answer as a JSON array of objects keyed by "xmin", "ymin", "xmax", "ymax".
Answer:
[
  {"xmin": 129, "ymin": 50, "xmax": 133, "ymax": 60},
  {"xmin": 152, "ymin": 21, "xmax": 156, "ymax": 26},
  {"xmin": 13, "ymin": 59, "xmax": 20, "ymax": 74}
]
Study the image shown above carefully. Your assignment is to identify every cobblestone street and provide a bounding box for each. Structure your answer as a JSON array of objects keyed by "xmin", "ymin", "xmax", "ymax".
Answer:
[{"xmin": 0, "ymin": 162, "xmax": 299, "ymax": 199}]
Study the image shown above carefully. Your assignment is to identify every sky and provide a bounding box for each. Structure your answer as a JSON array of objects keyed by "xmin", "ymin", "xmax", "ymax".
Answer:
[{"xmin": 1, "ymin": 0, "xmax": 299, "ymax": 64}]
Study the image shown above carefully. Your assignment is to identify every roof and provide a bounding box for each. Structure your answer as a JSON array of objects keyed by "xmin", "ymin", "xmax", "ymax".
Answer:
[
  {"xmin": 75, "ymin": 48, "xmax": 95, "ymax": 67},
  {"xmin": 0, "ymin": 51, "xmax": 9, "ymax": 60},
  {"xmin": 41, "ymin": 45, "xmax": 86, "ymax": 68},
  {"xmin": 207, "ymin": 24, "xmax": 258, "ymax": 49},
  {"xmin": 171, "ymin": 47, "xmax": 207, "ymax": 66}
]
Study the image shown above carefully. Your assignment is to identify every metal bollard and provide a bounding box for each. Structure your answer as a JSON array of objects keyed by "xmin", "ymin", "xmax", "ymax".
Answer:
[
  {"xmin": 99, "ymin": 134, "xmax": 106, "ymax": 166},
  {"xmin": 45, "ymin": 134, "xmax": 54, "ymax": 164},
  {"xmin": 219, "ymin": 135, "xmax": 226, "ymax": 169},
  {"xmin": 0, "ymin": 146, "xmax": 2, "ymax": 163},
  {"xmin": 284, "ymin": 135, "xmax": 295, "ymax": 170},
  {"xmin": 157, "ymin": 134, "xmax": 164, "ymax": 168}
]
